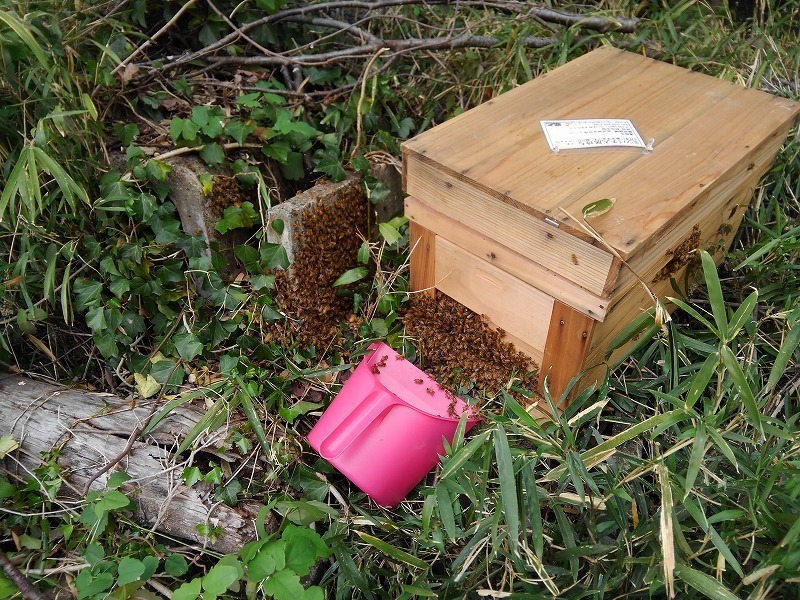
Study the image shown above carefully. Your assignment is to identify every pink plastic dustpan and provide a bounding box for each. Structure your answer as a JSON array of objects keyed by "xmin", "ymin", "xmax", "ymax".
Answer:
[{"xmin": 307, "ymin": 342, "xmax": 480, "ymax": 508}]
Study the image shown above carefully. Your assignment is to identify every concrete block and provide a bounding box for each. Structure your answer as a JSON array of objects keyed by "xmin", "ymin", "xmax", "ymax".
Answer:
[
  {"xmin": 266, "ymin": 174, "xmax": 362, "ymax": 265},
  {"xmin": 370, "ymin": 162, "xmax": 404, "ymax": 224}
]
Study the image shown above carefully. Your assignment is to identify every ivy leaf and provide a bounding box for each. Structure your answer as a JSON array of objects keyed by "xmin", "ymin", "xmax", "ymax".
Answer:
[
  {"xmin": 164, "ymin": 553, "xmax": 189, "ymax": 577},
  {"xmin": 333, "ymin": 267, "xmax": 368, "ymax": 287},
  {"xmin": 283, "ymin": 525, "xmax": 331, "ymax": 576},
  {"xmin": 174, "ymin": 331, "xmax": 203, "ymax": 361},
  {"xmin": 262, "ymin": 568, "xmax": 305, "ymax": 598},
  {"xmin": 113, "ymin": 123, "xmax": 140, "ymax": 146},
  {"xmin": 214, "ymin": 478, "xmax": 243, "ymax": 507},
  {"xmin": 169, "ymin": 117, "xmax": 185, "ymax": 143},
  {"xmin": 225, "ymin": 119, "xmax": 256, "ymax": 145},
  {"xmin": 94, "ymin": 489, "xmax": 132, "ymax": 515},
  {"xmin": 134, "ymin": 373, "xmax": 161, "ymax": 399},
  {"xmin": 200, "ymin": 142, "xmax": 225, "ymax": 166},
  {"xmin": 116, "ymin": 557, "xmax": 146, "ymax": 587},
  {"xmin": 236, "ymin": 92, "xmax": 262, "ymax": 108},
  {"xmin": 0, "ymin": 435, "xmax": 19, "ymax": 459},
  {"xmin": 199, "ymin": 173, "xmax": 214, "ymax": 196},
  {"xmin": 261, "ymin": 243, "xmax": 289, "ymax": 270},
  {"xmin": 279, "ymin": 401, "xmax": 322, "ymax": 424},
  {"xmin": 216, "ymin": 202, "xmax": 259, "ymax": 234},
  {"xmin": 106, "ymin": 471, "xmax": 131, "ymax": 489},
  {"xmin": 171, "ymin": 578, "xmax": 201, "ymax": 600},
  {"xmin": 85, "ymin": 306, "xmax": 106, "ymax": 331},
  {"xmin": 73, "ymin": 279, "xmax": 103, "ymax": 310},
  {"xmin": 94, "ymin": 331, "xmax": 119, "ymax": 359},
  {"xmin": 247, "ymin": 540, "xmax": 286, "ymax": 580},
  {"xmin": 357, "ymin": 241, "xmax": 370, "ymax": 264},
  {"xmin": 582, "ymin": 197, "xmax": 616, "ymax": 219},
  {"xmin": 313, "ymin": 148, "xmax": 346, "ymax": 181},
  {"xmin": 181, "ymin": 466, "xmax": 203, "ymax": 488},
  {"xmin": 202, "ymin": 561, "xmax": 242, "ymax": 599}
]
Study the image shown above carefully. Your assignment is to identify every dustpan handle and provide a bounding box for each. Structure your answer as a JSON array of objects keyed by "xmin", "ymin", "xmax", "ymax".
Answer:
[{"xmin": 318, "ymin": 390, "xmax": 398, "ymax": 460}]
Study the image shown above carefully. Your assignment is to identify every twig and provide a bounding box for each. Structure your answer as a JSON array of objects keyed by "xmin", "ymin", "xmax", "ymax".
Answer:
[
  {"xmin": 79, "ymin": 423, "xmax": 146, "ymax": 496},
  {"xmin": 111, "ymin": 0, "xmax": 199, "ymax": 75},
  {"xmin": 148, "ymin": 142, "xmax": 262, "ymax": 163},
  {"xmin": 134, "ymin": 0, "xmax": 635, "ymax": 74},
  {"xmin": 352, "ymin": 47, "xmax": 389, "ymax": 157},
  {"xmin": 0, "ymin": 551, "xmax": 52, "ymax": 600},
  {"xmin": 201, "ymin": 33, "xmax": 557, "ymax": 69}
]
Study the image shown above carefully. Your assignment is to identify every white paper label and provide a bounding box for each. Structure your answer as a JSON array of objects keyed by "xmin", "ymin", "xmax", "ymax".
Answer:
[{"xmin": 540, "ymin": 119, "xmax": 647, "ymax": 151}]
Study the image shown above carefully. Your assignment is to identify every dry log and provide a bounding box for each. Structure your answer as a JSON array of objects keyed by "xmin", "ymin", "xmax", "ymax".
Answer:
[{"xmin": 0, "ymin": 374, "xmax": 275, "ymax": 554}]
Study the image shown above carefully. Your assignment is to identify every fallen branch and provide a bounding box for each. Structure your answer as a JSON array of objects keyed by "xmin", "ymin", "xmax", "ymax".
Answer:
[
  {"xmin": 0, "ymin": 375, "xmax": 277, "ymax": 554},
  {"xmin": 0, "ymin": 551, "xmax": 51, "ymax": 600},
  {"xmin": 130, "ymin": 0, "xmax": 637, "ymax": 75}
]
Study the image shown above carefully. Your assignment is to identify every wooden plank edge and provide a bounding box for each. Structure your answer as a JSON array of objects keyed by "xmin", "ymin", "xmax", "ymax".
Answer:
[{"xmin": 405, "ymin": 196, "xmax": 610, "ymax": 321}]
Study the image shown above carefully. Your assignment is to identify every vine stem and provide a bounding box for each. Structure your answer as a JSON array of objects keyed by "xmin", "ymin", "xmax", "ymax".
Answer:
[{"xmin": 352, "ymin": 47, "xmax": 389, "ymax": 158}]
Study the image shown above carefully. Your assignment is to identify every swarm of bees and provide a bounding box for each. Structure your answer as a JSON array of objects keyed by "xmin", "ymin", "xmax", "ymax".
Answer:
[
  {"xmin": 652, "ymin": 225, "xmax": 701, "ymax": 283},
  {"xmin": 269, "ymin": 183, "xmax": 368, "ymax": 350},
  {"xmin": 403, "ymin": 294, "xmax": 538, "ymax": 403},
  {"xmin": 209, "ymin": 175, "xmax": 252, "ymax": 215}
]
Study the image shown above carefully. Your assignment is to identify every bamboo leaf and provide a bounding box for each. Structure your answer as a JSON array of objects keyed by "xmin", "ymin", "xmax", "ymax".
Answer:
[
  {"xmin": 685, "ymin": 353, "xmax": 719, "ymax": 410},
  {"xmin": 708, "ymin": 525, "xmax": 744, "ymax": 577},
  {"xmin": 727, "ymin": 290, "xmax": 758, "ymax": 341},
  {"xmin": 674, "ymin": 563, "xmax": 739, "ymax": 600},
  {"xmin": 779, "ymin": 513, "xmax": 800, "ymax": 548},
  {"xmin": 177, "ymin": 392, "xmax": 238, "ymax": 454},
  {"xmin": 440, "ymin": 429, "xmax": 491, "ymax": 480},
  {"xmin": 31, "ymin": 146, "xmax": 91, "ymax": 207},
  {"xmin": 683, "ymin": 423, "xmax": 707, "ymax": 499},
  {"xmin": 333, "ymin": 267, "xmax": 368, "ymax": 287},
  {"xmin": 235, "ymin": 379, "xmax": 270, "ymax": 455},
  {"xmin": 657, "ymin": 462, "xmax": 675, "ymax": 598},
  {"xmin": 60, "ymin": 259, "xmax": 72, "ymax": 325},
  {"xmin": 494, "ymin": 426, "xmax": 520, "ymax": 560},
  {"xmin": 700, "ymin": 250, "xmax": 728, "ymax": 340},
  {"xmin": 0, "ymin": 11, "xmax": 50, "ymax": 70},
  {"xmin": 544, "ymin": 410, "xmax": 687, "ymax": 481},
  {"xmin": 44, "ymin": 254, "xmax": 59, "ymax": 304},
  {"xmin": 706, "ymin": 427, "xmax": 738, "ymax": 472},
  {"xmin": 435, "ymin": 484, "xmax": 458, "ymax": 542},
  {"xmin": 521, "ymin": 465, "xmax": 543, "ymax": 558},
  {"xmin": 669, "ymin": 296, "xmax": 719, "ymax": 337},
  {"xmin": 0, "ymin": 147, "xmax": 30, "ymax": 221},
  {"xmin": 553, "ymin": 505, "xmax": 578, "ymax": 580},
  {"xmin": 733, "ymin": 237, "xmax": 781, "ymax": 270},
  {"xmin": 766, "ymin": 322, "xmax": 800, "ymax": 392},
  {"xmin": 607, "ymin": 307, "xmax": 655, "ymax": 352},
  {"xmin": 720, "ymin": 346, "xmax": 762, "ymax": 434},
  {"xmin": 354, "ymin": 532, "xmax": 429, "ymax": 570}
]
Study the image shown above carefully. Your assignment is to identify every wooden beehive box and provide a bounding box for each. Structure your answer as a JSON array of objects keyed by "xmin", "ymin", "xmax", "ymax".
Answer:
[{"xmin": 402, "ymin": 47, "xmax": 800, "ymax": 408}]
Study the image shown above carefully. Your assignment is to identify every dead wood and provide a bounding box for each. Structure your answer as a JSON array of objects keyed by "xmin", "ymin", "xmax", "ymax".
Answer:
[
  {"xmin": 0, "ymin": 374, "xmax": 276, "ymax": 555},
  {"xmin": 130, "ymin": 0, "xmax": 638, "ymax": 76}
]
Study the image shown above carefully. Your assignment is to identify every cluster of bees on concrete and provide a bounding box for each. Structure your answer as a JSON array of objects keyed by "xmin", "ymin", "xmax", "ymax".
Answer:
[{"xmin": 270, "ymin": 185, "xmax": 368, "ymax": 350}]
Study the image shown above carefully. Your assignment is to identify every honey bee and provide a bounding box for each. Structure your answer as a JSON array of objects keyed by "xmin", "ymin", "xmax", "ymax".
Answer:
[
  {"xmin": 571, "ymin": 254, "xmax": 579, "ymax": 265},
  {"xmin": 414, "ymin": 378, "xmax": 424, "ymax": 384}
]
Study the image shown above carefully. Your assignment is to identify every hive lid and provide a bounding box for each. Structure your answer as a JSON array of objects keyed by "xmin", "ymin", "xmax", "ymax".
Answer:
[{"xmin": 402, "ymin": 47, "xmax": 800, "ymax": 299}]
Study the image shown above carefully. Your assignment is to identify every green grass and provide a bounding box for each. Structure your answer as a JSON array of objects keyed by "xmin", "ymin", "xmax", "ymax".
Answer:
[{"xmin": 0, "ymin": 0, "xmax": 799, "ymax": 598}]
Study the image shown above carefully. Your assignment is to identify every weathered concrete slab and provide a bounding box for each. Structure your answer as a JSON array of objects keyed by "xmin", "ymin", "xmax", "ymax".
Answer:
[{"xmin": 265, "ymin": 174, "xmax": 362, "ymax": 264}]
